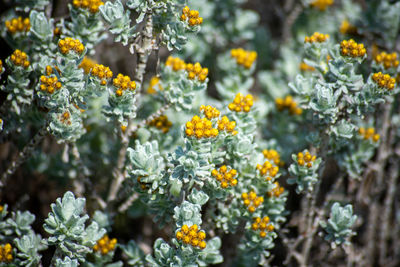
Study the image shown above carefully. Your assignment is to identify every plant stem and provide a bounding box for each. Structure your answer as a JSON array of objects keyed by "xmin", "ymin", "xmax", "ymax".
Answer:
[
  {"xmin": 107, "ymin": 12, "xmax": 155, "ymax": 204},
  {"xmin": 0, "ymin": 124, "xmax": 47, "ymax": 188}
]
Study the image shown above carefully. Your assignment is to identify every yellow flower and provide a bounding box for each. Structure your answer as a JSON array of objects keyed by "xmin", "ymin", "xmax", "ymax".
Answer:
[
  {"xmin": 297, "ymin": 151, "xmax": 316, "ymax": 168},
  {"xmin": 10, "ymin": 49, "xmax": 30, "ymax": 68},
  {"xmin": 358, "ymin": 127, "xmax": 380, "ymax": 142},
  {"xmin": 228, "ymin": 93, "xmax": 254, "ymax": 113},
  {"xmin": 275, "ymin": 95, "xmax": 302, "ymax": 115},
  {"xmin": 73, "ymin": 0, "xmax": 104, "ymax": 13},
  {"xmin": 0, "ymin": 243, "xmax": 13, "ymax": 263},
  {"xmin": 374, "ymin": 52, "xmax": 399, "ymax": 69},
  {"xmin": 5, "ymin": 17, "xmax": 30, "ymax": 34},
  {"xmin": 148, "ymin": 115, "xmax": 172, "ymax": 133},
  {"xmin": 180, "ymin": 6, "xmax": 203, "ymax": 26},
  {"xmin": 79, "ymin": 57, "xmax": 97, "ymax": 74},
  {"xmin": 304, "ymin": 32, "xmax": 329, "ymax": 43},
  {"xmin": 230, "ymin": 48, "xmax": 257, "ymax": 69},
  {"xmin": 340, "ymin": 39, "xmax": 366, "ymax": 58},
  {"xmin": 113, "ymin": 74, "xmax": 136, "ymax": 96},
  {"xmin": 371, "ymin": 72, "xmax": 396, "ymax": 91},
  {"xmin": 91, "ymin": 64, "xmax": 113, "ymax": 85},
  {"xmin": 251, "ymin": 217, "xmax": 274, "ymax": 237},
  {"xmin": 185, "ymin": 116, "xmax": 218, "ymax": 139},
  {"xmin": 310, "ymin": 0, "xmax": 334, "ymax": 11},
  {"xmin": 93, "ymin": 235, "xmax": 117, "ymax": 255},
  {"xmin": 211, "ymin": 165, "xmax": 238, "ymax": 188},
  {"xmin": 58, "ymin": 37, "xmax": 85, "ymax": 55},
  {"xmin": 40, "ymin": 68, "xmax": 62, "ymax": 94},
  {"xmin": 241, "ymin": 191, "xmax": 263, "ymax": 213},
  {"xmin": 176, "ymin": 224, "xmax": 207, "ymax": 249},
  {"xmin": 267, "ymin": 182, "xmax": 285, "ymax": 198}
]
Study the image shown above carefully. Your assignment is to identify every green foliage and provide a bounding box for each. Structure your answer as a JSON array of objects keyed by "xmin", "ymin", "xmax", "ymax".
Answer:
[{"xmin": 320, "ymin": 202, "xmax": 357, "ymax": 247}]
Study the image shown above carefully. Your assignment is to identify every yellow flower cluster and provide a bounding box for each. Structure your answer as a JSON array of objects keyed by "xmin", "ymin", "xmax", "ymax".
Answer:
[
  {"xmin": 241, "ymin": 191, "xmax": 264, "ymax": 213},
  {"xmin": 267, "ymin": 182, "xmax": 285, "ymax": 198},
  {"xmin": 165, "ymin": 57, "xmax": 208, "ymax": 82},
  {"xmin": 0, "ymin": 243, "xmax": 12, "ymax": 263},
  {"xmin": 340, "ymin": 39, "xmax": 366, "ymax": 58},
  {"xmin": 228, "ymin": 93, "xmax": 254, "ymax": 113},
  {"xmin": 0, "ymin": 244, "xmax": 11, "ymax": 262},
  {"xmin": 0, "ymin": 60, "xmax": 3, "ymax": 71},
  {"xmin": 186, "ymin": 62, "xmax": 208, "ymax": 82},
  {"xmin": 200, "ymin": 105, "xmax": 220, "ymax": 119},
  {"xmin": 147, "ymin": 76, "xmax": 163, "ymax": 94},
  {"xmin": 91, "ymin": 64, "xmax": 113, "ymax": 85},
  {"xmin": 58, "ymin": 37, "xmax": 85, "ymax": 55},
  {"xmin": 375, "ymin": 52, "xmax": 399, "ymax": 69},
  {"xmin": 176, "ymin": 224, "xmax": 207, "ymax": 249},
  {"xmin": 93, "ymin": 235, "xmax": 117, "ymax": 255},
  {"xmin": 113, "ymin": 74, "xmax": 136, "ymax": 96},
  {"xmin": 297, "ymin": 151, "xmax": 317, "ymax": 168},
  {"xmin": 40, "ymin": 67, "xmax": 62, "ymax": 94},
  {"xmin": 180, "ymin": 6, "xmax": 203, "ymax": 26},
  {"xmin": 299, "ymin": 62, "xmax": 315, "ymax": 72},
  {"xmin": 78, "ymin": 57, "xmax": 97, "ymax": 74},
  {"xmin": 262, "ymin": 149, "xmax": 281, "ymax": 165},
  {"xmin": 73, "ymin": 0, "xmax": 104, "ymax": 13},
  {"xmin": 372, "ymin": 72, "xmax": 396, "ymax": 90},
  {"xmin": 358, "ymin": 127, "xmax": 380, "ymax": 142},
  {"xmin": 10, "ymin": 49, "xmax": 30, "ymax": 68},
  {"xmin": 60, "ymin": 111, "xmax": 72, "ymax": 125},
  {"xmin": 275, "ymin": 96, "xmax": 302, "ymax": 115},
  {"xmin": 310, "ymin": 0, "xmax": 334, "ymax": 11},
  {"xmin": 230, "ymin": 48, "xmax": 257, "ymax": 69},
  {"xmin": 0, "ymin": 205, "xmax": 3, "ymax": 213},
  {"xmin": 256, "ymin": 160, "xmax": 279, "ymax": 181},
  {"xmin": 304, "ymin": 32, "xmax": 329, "ymax": 43},
  {"xmin": 166, "ymin": 56, "xmax": 186, "ymax": 71},
  {"xmin": 251, "ymin": 216, "xmax": 274, "ymax": 238},
  {"xmin": 211, "ymin": 165, "xmax": 238, "ymax": 188},
  {"xmin": 148, "ymin": 115, "xmax": 172, "ymax": 133},
  {"xmin": 340, "ymin": 19, "xmax": 357, "ymax": 35},
  {"xmin": 217, "ymin": 115, "xmax": 238, "ymax": 135},
  {"xmin": 5, "ymin": 17, "xmax": 30, "ymax": 34},
  {"xmin": 185, "ymin": 115, "xmax": 219, "ymax": 139}
]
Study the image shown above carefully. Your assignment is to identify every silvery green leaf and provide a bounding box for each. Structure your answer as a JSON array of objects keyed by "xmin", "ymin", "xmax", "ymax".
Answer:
[
  {"xmin": 15, "ymin": 232, "xmax": 43, "ymax": 266},
  {"xmin": 6, "ymin": 210, "xmax": 35, "ymax": 236},
  {"xmin": 330, "ymin": 120, "xmax": 355, "ymax": 139},
  {"xmin": 29, "ymin": 10, "xmax": 53, "ymax": 43},
  {"xmin": 56, "ymin": 256, "xmax": 79, "ymax": 267},
  {"xmin": 173, "ymin": 201, "xmax": 202, "ymax": 227},
  {"xmin": 197, "ymin": 237, "xmax": 223, "ymax": 266},
  {"xmin": 99, "ymin": 0, "xmax": 136, "ymax": 45},
  {"xmin": 188, "ymin": 188, "xmax": 209, "ymax": 206},
  {"xmin": 121, "ymin": 240, "xmax": 145, "ymax": 266},
  {"xmin": 320, "ymin": 202, "xmax": 357, "ymax": 246}
]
